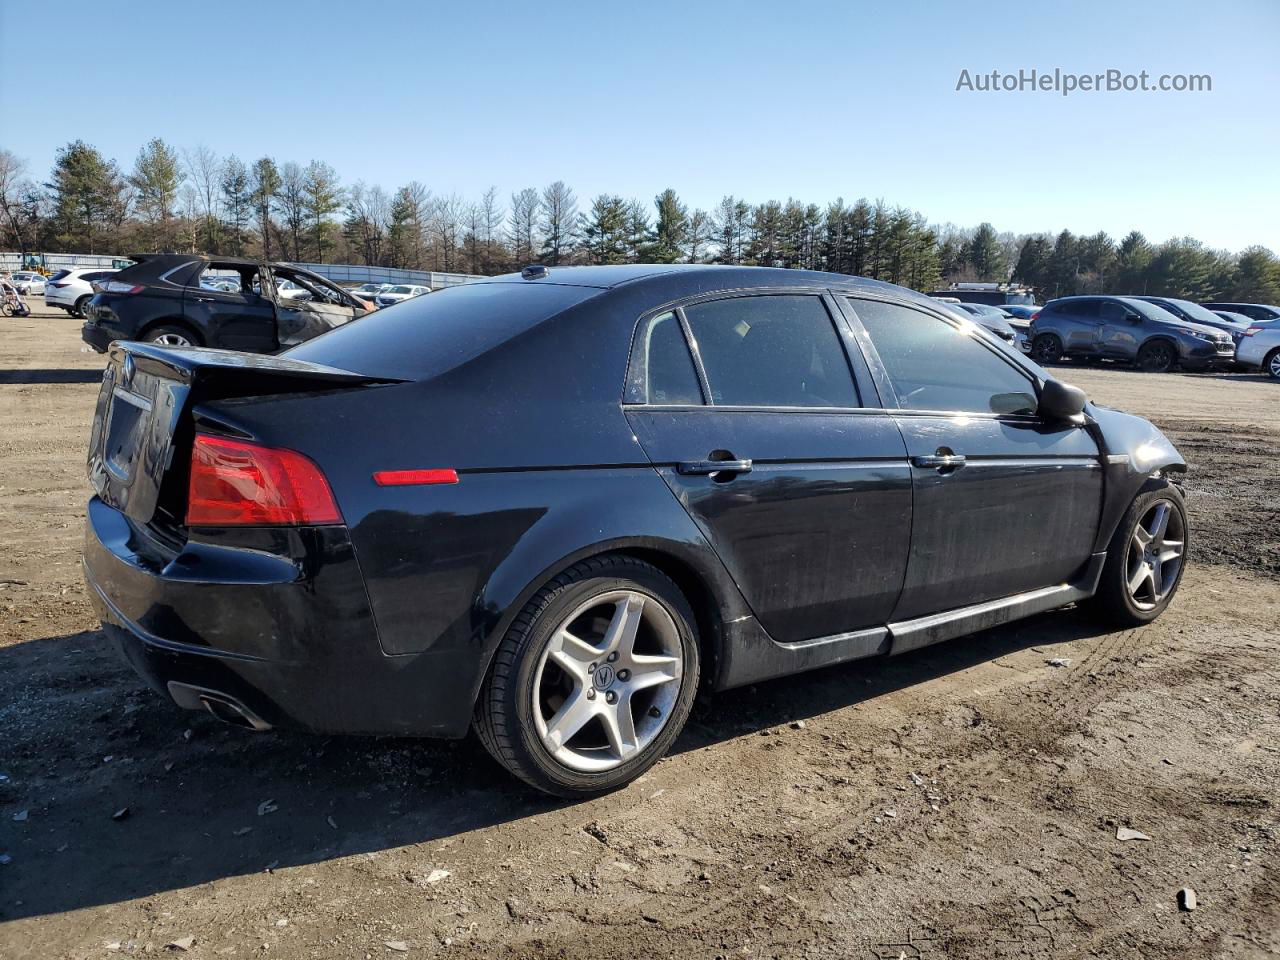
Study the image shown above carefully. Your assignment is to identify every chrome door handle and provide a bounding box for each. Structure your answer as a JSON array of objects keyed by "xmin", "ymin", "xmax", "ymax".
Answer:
[
  {"xmin": 677, "ymin": 458, "xmax": 753, "ymax": 476},
  {"xmin": 912, "ymin": 454, "xmax": 966, "ymax": 470}
]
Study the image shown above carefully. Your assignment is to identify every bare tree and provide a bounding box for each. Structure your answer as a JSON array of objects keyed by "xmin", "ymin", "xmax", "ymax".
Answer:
[
  {"xmin": 686, "ymin": 208, "xmax": 711, "ymax": 263},
  {"xmin": 183, "ymin": 144, "xmax": 221, "ymax": 253},
  {"xmin": 480, "ymin": 186, "xmax": 503, "ymax": 273},
  {"xmin": 0, "ymin": 150, "xmax": 34, "ymax": 255},
  {"xmin": 507, "ymin": 187, "xmax": 540, "ymax": 266},
  {"xmin": 431, "ymin": 193, "xmax": 464, "ymax": 271},
  {"xmin": 277, "ymin": 161, "xmax": 308, "ymax": 261}
]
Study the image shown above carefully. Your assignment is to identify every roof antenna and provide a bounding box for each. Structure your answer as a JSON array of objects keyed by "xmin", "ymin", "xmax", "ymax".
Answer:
[{"xmin": 521, "ymin": 264, "xmax": 549, "ymax": 280}]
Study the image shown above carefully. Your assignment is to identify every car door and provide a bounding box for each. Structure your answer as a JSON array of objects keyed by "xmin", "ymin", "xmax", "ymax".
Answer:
[
  {"xmin": 1058, "ymin": 299, "xmax": 1103, "ymax": 353},
  {"xmin": 268, "ymin": 268, "xmax": 364, "ymax": 347},
  {"xmin": 184, "ymin": 263, "xmax": 278, "ymax": 352},
  {"xmin": 1097, "ymin": 299, "xmax": 1144, "ymax": 357},
  {"xmin": 843, "ymin": 296, "xmax": 1103, "ymax": 622},
  {"xmin": 624, "ymin": 292, "xmax": 912, "ymax": 645}
]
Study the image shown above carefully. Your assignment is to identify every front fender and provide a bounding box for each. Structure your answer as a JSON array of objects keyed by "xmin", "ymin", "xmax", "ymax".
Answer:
[{"xmin": 1087, "ymin": 404, "xmax": 1186, "ymax": 552}]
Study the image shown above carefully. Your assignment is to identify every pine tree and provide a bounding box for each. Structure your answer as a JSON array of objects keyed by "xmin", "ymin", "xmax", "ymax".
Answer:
[
  {"xmin": 47, "ymin": 140, "xmax": 127, "ymax": 254},
  {"xmin": 303, "ymin": 161, "xmax": 343, "ymax": 263},
  {"xmin": 130, "ymin": 138, "xmax": 183, "ymax": 251},
  {"xmin": 965, "ymin": 222, "xmax": 1006, "ymax": 281},
  {"xmin": 538, "ymin": 181, "xmax": 578, "ymax": 265},
  {"xmin": 1230, "ymin": 246, "xmax": 1280, "ymax": 302},
  {"xmin": 650, "ymin": 188, "xmax": 688, "ymax": 263},
  {"xmin": 250, "ymin": 157, "xmax": 281, "ymax": 259},
  {"xmin": 219, "ymin": 156, "xmax": 251, "ymax": 256},
  {"xmin": 579, "ymin": 195, "xmax": 628, "ymax": 264}
]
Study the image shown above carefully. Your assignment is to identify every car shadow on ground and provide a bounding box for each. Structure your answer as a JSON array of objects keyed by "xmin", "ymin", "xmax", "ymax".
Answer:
[
  {"xmin": 0, "ymin": 607, "xmax": 1106, "ymax": 922},
  {"xmin": 0, "ymin": 368, "xmax": 103, "ymax": 385}
]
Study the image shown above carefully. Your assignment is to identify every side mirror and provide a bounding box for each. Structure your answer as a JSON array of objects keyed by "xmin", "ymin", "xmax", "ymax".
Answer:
[
  {"xmin": 1127, "ymin": 314, "xmax": 1143, "ymax": 324},
  {"xmin": 1038, "ymin": 378, "xmax": 1088, "ymax": 423}
]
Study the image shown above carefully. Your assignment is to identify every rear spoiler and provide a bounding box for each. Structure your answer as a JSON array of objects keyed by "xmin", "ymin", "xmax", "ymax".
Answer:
[{"xmin": 109, "ymin": 341, "xmax": 405, "ymax": 399}]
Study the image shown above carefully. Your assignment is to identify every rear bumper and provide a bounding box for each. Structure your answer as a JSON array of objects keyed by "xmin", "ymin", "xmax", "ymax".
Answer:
[
  {"xmin": 82, "ymin": 496, "xmax": 480, "ymax": 738},
  {"xmin": 81, "ymin": 323, "xmax": 113, "ymax": 353}
]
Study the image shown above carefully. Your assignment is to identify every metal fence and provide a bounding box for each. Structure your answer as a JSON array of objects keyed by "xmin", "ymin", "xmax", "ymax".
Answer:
[
  {"xmin": 290, "ymin": 263, "xmax": 486, "ymax": 289},
  {"xmin": 2, "ymin": 252, "xmax": 487, "ymax": 290}
]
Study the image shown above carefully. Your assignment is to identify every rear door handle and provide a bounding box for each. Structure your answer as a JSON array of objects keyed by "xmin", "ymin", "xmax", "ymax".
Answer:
[
  {"xmin": 912, "ymin": 454, "xmax": 966, "ymax": 470},
  {"xmin": 677, "ymin": 458, "xmax": 753, "ymax": 476}
]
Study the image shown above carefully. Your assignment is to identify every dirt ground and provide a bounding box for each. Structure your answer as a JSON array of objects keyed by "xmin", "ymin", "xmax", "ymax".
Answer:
[{"xmin": 1, "ymin": 301, "xmax": 1277, "ymax": 959}]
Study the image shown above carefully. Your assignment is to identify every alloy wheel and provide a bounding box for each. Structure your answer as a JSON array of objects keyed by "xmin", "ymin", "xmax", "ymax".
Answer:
[
  {"xmin": 531, "ymin": 590, "xmax": 683, "ymax": 773},
  {"xmin": 150, "ymin": 333, "xmax": 192, "ymax": 347},
  {"xmin": 1032, "ymin": 335, "xmax": 1062, "ymax": 364},
  {"xmin": 1126, "ymin": 499, "xmax": 1185, "ymax": 610},
  {"xmin": 1268, "ymin": 351, "xmax": 1280, "ymax": 380},
  {"xmin": 1138, "ymin": 343, "xmax": 1174, "ymax": 373}
]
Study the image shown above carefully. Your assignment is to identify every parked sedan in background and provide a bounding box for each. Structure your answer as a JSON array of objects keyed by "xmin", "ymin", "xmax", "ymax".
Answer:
[
  {"xmin": 999, "ymin": 304, "xmax": 1041, "ymax": 322},
  {"xmin": 375, "ymin": 284, "xmax": 430, "ymax": 306},
  {"xmin": 82, "ymin": 254, "xmax": 372, "ymax": 353},
  {"xmin": 82, "ymin": 264, "xmax": 1188, "ymax": 797},
  {"xmin": 9, "ymin": 271, "xmax": 47, "ymax": 295},
  {"xmin": 1030, "ymin": 295, "xmax": 1235, "ymax": 372},
  {"xmin": 1235, "ymin": 323, "xmax": 1280, "ymax": 379},
  {"xmin": 351, "ymin": 282, "xmax": 392, "ymax": 301},
  {"xmin": 46, "ymin": 268, "xmax": 119, "ymax": 317},
  {"xmin": 1201, "ymin": 302, "xmax": 1280, "ymax": 325},
  {"xmin": 1132, "ymin": 295, "xmax": 1251, "ymax": 343},
  {"xmin": 950, "ymin": 302, "xmax": 1024, "ymax": 349}
]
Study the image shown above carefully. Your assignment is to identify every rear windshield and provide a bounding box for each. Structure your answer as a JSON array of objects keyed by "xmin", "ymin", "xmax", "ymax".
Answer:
[
  {"xmin": 48, "ymin": 270, "xmax": 70, "ymax": 282},
  {"xmin": 286, "ymin": 281, "xmax": 601, "ymax": 379}
]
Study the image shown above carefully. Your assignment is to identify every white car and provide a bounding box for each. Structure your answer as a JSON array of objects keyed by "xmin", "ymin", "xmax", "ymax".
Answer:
[
  {"xmin": 350, "ymin": 282, "xmax": 392, "ymax": 304},
  {"xmin": 1236, "ymin": 323, "xmax": 1280, "ymax": 380},
  {"xmin": 375, "ymin": 284, "xmax": 430, "ymax": 307},
  {"xmin": 45, "ymin": 268, "xmax": 119, "ymax": 317},
  {"xmin": 9, "ymin": 271, "xmax": 47, "ymax": 295}
]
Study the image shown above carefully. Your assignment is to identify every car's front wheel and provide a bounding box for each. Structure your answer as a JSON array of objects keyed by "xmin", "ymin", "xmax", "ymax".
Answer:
[
  {"xmin": 475, "ymin": 555, "xmax": 700, "ymax": 797},
  {"xmin": 1090, "ymin": 485, "xmax": 1188, "ymax": 627},
  {"xmin": 1136, "ymin": 340, "xmax": 1176, "ymax": 373}
]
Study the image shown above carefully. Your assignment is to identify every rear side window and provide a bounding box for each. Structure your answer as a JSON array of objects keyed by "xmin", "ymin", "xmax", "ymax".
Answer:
[
  {"xmin": 286, "ymin": 281, "xmax": 600, "ymax": 379},
  {"xmin": 625, "ymin": 311, "xmax": 702, "ymax": 404},
  {"xmin": 1056, "ymin": 299, "xmax": 1100, "ymax": 318},
  {"xmin": 681, "ymin": 295, "xmax": 859, "ymax": 408},
  {"xmin": 851, "ymin": 298, "xmax": 1038, "ymax": 416}
]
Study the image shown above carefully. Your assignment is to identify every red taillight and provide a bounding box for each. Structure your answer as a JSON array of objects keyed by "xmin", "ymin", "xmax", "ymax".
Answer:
[
  {"xmin": 186, "ymin": 434, "xmax": 341, "ymax": 527},
  {"xmin": 95, "ymin": 280, "xmax": 144, "ymax": 294},
  {"xmin": 372, "ymin": 469, "xmax": 459, "ymax": 486},
  {"xmin": 1030, "ymin": 312, "xmax": 1040, "ymax": 322},
  {"xmin": 50, "ymin": 281, "xmax": 70, "ymax": 288},
  {"xmin": 1243, "ymin": 326, "xmax": 1261, "ymax": 337}
]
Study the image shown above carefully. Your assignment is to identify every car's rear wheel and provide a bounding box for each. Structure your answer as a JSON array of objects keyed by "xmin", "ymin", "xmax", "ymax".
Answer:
[
  {"xmin": 1136, "ymin": 340, "xmax": 1176, "ymax": 373},
  {"xmin": 143, "ymin": 325, "xmax": 198, "ymax": 347},
  {"xmin": 1031, "ymin": 333, "xmax": 1064, "ymax": 364},
  {"xmin": 475, "ymin": 555, "xmax": 700, "ymax": 797},
  {"xmin": 1265, "ymin": 348, "xmax": 1280, "ymax": 381},
  {"xmin": 1090, "ymin": 485, "xmax": 1187, "ymax": 627},
  {"xmin": 73, "ymin": 295, "xmax": 91, "ymax": 319}
]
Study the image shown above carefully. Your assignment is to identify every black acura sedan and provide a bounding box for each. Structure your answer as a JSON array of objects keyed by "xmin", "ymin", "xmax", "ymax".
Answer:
[{"xmin": 83, "ymin": 265, "xmax": 1189, "ymax": 796}]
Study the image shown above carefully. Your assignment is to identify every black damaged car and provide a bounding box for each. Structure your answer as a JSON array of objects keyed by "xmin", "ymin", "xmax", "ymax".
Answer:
[
  {"xmin": 82, "ymin": 265, "xmax": 1189, "ymax": 796},
  {"xmin": 81, "ymin": 254, "xmax": 374, "ymax": 354}
]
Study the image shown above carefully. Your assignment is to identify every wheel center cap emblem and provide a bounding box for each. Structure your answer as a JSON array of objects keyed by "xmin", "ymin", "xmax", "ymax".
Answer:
[{"xmin": 593, "ymin": 665, "xmax": 615, "ymax": 689}]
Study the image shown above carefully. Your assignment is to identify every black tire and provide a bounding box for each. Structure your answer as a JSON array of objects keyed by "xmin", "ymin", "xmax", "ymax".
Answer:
[
  {"xmin": 1, "ymin": 303, "xmax": 13, "ymax": 317},
  {"xmin": 1136, "ymin": 339, "xmax": 1176, "ymax": 373},
  {"xmin": 142, "ymin": 324, "xmax": 200, "ymax": 347},
  {"xmin": 1090, "ymin": 485, "xmax": 1188, "ymax": 628},
  {"xmin": 72, "ymin": 295, "xmax": 91, "ymax": 319},
  {"xmin": 474, "ymin": 555, "xmax": 700, "ymax": 797},
  {"xmin": 1264, "ymin": 348, "xmax": 1280, "ymax": 381},
  {"xmin": 1031, "ymin": 333, "xmax": 1064, "ymax": 365}
]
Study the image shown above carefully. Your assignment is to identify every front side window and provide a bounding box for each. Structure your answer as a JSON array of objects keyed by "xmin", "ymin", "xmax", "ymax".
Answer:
[
  {"xmin": 626, "ymin": 311, "xmax": 703, "ymax": 405},
  {"xmin": 681, "ymin": 295, "xmax": 859, "ymax": 408},
  {"xmin": 1099, "ymin": 300, "xmax": 1137, "ymax": 323},
  {"xmin": 851, "ymin": 298, "xmax": 1039, "ymax": 416}
]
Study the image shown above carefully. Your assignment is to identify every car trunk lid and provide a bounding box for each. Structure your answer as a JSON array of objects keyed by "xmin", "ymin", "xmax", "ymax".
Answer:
[{"xmin": 87, "ymin": 341, "xmax": 400, "ymax": 530}]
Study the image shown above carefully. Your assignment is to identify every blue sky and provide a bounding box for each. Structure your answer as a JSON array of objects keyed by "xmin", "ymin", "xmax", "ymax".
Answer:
[{"xmin": 3, "ymin": 0, "xmax": 1277, "ymax": 250}]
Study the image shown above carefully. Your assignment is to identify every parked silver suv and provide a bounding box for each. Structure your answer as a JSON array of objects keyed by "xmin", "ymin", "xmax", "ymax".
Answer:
[{"xmin": 1029, "ymin": 296, "xmax": 1235, "ymax": 373}]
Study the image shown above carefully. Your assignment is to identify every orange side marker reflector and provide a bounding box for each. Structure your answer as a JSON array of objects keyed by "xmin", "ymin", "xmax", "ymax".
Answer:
[{"xmin": 373, "ymin": 469, "xmax": 459, "ymax": 487}]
